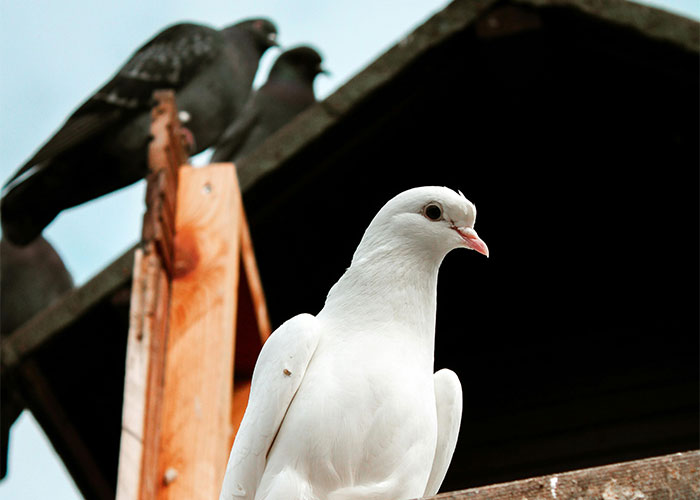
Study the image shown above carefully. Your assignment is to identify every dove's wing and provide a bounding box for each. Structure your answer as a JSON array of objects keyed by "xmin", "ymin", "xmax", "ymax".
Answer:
[
  {"xmin": 423, "ymin": 368, "xmax": 462, "ymax": 497},
  {"xmin": 219, "ymin": 313, "xmax": 321, "ymax": 500}
]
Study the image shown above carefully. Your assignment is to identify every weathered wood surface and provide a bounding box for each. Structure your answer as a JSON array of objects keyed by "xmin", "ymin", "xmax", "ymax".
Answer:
[
  {"xmin": 117, "ymin": 245, "xmax": 172, "ymax": 500},
  {"xmin": 116, "ymin": 88, "xmax": 271, "ymax": 500},
  {"xmin": 156, "ymin": 165, "xmax": 242, "ymax": 500},
  {"xmin": 154, "ymin": 163, "xmax": 271, "ymax": 499},
  {"xmin": 423, "ymin": 451, "xmax": 699, "ymax": 500},
  {"xmin": 239, "ymin": 212, "xmax": 272, "ymax": 345},
  {"xmin": 143, "ymin": 90, "xmax": 188, "ymax": 277},
  {"xmin": 116, "ymin": 90, "xmax": 184, "ymax": 500},
  {"xmin": 229, "ymin": 191, "xmax": 272, "ymax": 452}
]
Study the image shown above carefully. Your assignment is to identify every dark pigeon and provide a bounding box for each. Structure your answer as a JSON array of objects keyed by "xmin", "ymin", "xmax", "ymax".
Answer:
[
  {"xmin": 0, "ymin": 236, "xmax": 74, "ymax": 478},
  {"xmin": 211, "ymin": 46, "xmax": 325, "ymax": 164},
  {"xmin": 1, "ymin": 19, "xmax": 278, "ymax": 246}
]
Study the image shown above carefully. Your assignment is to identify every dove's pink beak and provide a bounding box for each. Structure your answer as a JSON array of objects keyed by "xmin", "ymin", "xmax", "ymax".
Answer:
[{"xmin": 455, "ymin": 227, "xmax": 489, "ymax": 257}]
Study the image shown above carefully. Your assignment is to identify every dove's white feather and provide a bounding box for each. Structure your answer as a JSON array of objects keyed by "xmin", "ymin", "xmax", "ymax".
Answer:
[
  {"xmin": 219, "ymin": 313, "xmax": 321, "ymax": 499},
  {"xmin": 424, "ymin": 369, "xmax": 463, "ymax": 497},
  {"xmin": 220, "ymin": 186, "xmax": 487, "ymax": 500}
]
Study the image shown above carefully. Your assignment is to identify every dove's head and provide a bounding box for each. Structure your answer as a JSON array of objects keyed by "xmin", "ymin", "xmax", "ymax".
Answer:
[{"xmin": 358, "ymin": 186, "xmax": 489, "ymax": 261}]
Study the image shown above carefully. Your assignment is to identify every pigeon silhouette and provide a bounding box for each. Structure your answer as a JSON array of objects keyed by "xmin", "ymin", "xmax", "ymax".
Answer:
[
  {"xmin": 220, "ymin": 186, "xmax": 488, "ymax": 500},
  {"xmin": 211, "ymin": 46, "xmax": 325, "ymax": 164},
  {"xmin": 0, "ymin": 236, "xmax": 74, "ymax": 478},
  {"xmin": 1, "ymin": 18, "xmax": 277, "ymax": 245}
]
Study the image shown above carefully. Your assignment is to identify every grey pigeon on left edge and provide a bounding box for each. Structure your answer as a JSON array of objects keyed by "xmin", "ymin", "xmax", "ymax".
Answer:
[
  {"xmin": 211, "ymin": 46, "xmax": 325, "ymax": 164},
  {"xmin": 1, "ymin": 18, "xmax": 277, "ymax": 246},
  {"xmin": 219, "ymin": 186, "xmax": 489, "ymax": 500},
  {"xmin": 0, "ymin": 236, "xmax": 74, "ymax": 478}
]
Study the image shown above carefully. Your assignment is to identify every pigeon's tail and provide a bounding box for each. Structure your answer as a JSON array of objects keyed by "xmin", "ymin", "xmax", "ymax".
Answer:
[
  {"xmin": 1, "ymin": 166, "xmax": 64, "ymax": 246},
  {"xmin": 2, "ymin": 141, "xmax": 149, "ymax": 246}
]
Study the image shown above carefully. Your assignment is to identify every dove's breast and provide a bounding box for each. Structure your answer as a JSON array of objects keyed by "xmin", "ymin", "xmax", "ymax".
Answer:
[{"xmin": 258, "ymin": 326, "xmax": 437, "ymax": 499}]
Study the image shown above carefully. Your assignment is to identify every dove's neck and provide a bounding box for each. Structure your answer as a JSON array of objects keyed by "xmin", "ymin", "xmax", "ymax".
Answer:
[{"xmin": 321, "ymin": 240, "xmax": 445, "ymax": 353}]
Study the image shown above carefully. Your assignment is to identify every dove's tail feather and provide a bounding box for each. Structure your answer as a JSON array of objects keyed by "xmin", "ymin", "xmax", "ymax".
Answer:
[
  {"xmin": 328, "ymin": 478, "xmax": 399, "ymax": 500},
  {"xmin": 257, "ymin": 468, "xmax": 318, "ymax": 500}
]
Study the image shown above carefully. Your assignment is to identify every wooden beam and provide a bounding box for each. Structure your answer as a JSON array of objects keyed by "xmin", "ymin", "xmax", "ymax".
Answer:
[
  {"xmin": 423, "ymin": 451, "xmax": 700, "ymax": 500},
  {"xmin": 239, "ymin": 211, "xmax": 272, "ymax": 346},
  {"xmin": 0, "ymin": 246, "xmax": 135, "ymax": 373},
  {"xmin": 155, "ymin": 165, "xmax": 242, "ymax": 499},
  {"xmin": 18, "ymin": 360, "xmax": 114, "ymax": 499},
  {"xmin": 116, "ymin": 92, "xmax": 271, "ymax": 500},
  {"xmin": 228, "ymin": 198, "xmax": 272, "ymax": 452},
  {"xmin": 116, "ymin": 90, "xmax": 184, "ymax": 500},
  {"xmin": 117, "ymin": 244, "xmax": 172, "ymax": 500}
]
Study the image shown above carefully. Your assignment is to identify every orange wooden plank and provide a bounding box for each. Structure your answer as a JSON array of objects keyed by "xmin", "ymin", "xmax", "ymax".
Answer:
[
  {"xmin": 144, "ymin": 90, "xmax": 186, "ymax": 277},
  {"xmin": 230, "ymin": 379, "xmax": 253, "ymax": 450},
  {"xmin": 116, "ymin": 91, "xmax": 183, "ymax": 500},
  {"xmin": 156, "ymin": 165, "xmax": 241, "ymax": 500},
  {"xmin": 239, "ymin": 205, "xmax": 272, "ymax": 344},
  {"xmin": 118, "ymin": 102, "xmax": 271, "ymax": 500},
  {"xmin": 231, "ymin": 212, "xmax": 272, "ymax": 378},
  {"xmin": 116, "ymin": 243, "xmax": 171, "ymax": 500}
]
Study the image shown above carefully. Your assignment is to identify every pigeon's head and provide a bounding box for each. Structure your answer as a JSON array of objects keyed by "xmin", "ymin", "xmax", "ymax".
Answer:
[
  {"xmin": 270, "ymin": 46, "xmax": 327, "ymax": 84},
  {"xmin": 361, "ymin": 186, "xmax": 489, "ymax": 260},
  {"xmin": 234, "ymin": 18, "xmax": 279, "ymax": 50}
]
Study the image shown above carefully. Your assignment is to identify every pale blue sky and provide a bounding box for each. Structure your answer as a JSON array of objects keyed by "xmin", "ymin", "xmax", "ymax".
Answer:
[{"xmin": 0, "ymin": 0, "xmax": 697, "ymax": 498}]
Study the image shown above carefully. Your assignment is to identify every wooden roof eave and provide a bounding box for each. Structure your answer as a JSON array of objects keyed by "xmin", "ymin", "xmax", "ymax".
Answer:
[
  {"xmin": 1, "ymin": 245, "xmax": 136, "ymax": 375},
  {"xmin": 235, "ymin": 0, "xmax": 698, "ymax": 201}
]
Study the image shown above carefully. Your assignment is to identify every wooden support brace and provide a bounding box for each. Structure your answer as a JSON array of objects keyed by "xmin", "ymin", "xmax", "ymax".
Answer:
[
  {"xmin": 17, "ymin": 360, "xmax": 114, "ymax": 499},
  {"xmin": 116, "ymin": 92, "xmax": 270, "ymax": 500}
]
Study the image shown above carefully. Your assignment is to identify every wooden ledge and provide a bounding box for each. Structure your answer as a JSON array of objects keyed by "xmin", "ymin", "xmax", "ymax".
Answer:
[{"xmin": 423, "ymin": 451, "xmax": 699, "ymax": 500}]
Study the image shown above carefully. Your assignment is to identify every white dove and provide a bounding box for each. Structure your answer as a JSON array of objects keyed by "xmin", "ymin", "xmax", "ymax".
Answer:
[{"xmin": 220, "ymin": 186, "xmax": 489, "ymax": 500}]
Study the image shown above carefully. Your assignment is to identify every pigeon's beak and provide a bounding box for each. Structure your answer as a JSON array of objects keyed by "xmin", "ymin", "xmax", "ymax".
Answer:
[
  {"xmin": 267, "ymin": 32, "xmax": 279, "ymax": 46},
  {"xmin": 455, "ymin": 227, "xmax": 489, "ymax": 257},
  {"xmin": 319, "ymin": 64, "xmax": 330, "ymax": 76}
]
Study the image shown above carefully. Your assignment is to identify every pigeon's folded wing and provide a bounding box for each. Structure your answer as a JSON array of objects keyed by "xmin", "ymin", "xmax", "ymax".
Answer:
[
  {"xmin": 219, "ymin": 313, "xmax": 321, "ymax": 500},
  {"xmin": 9, "ymin": 23, "xmax": 220, "ymax": 183},
  {"xmin": 423, "ymin": 369, "xmax": 462, "ymax": 497},
  {"xmin": 94, "ymin": 23, "xmax": 220, "ymax": 110},
  {"xmin": 211, "ymin": 93, "xmax": 260, "ymax": 163}
]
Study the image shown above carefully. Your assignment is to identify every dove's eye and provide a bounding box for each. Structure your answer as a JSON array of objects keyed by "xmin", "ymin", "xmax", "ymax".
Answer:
[{"xmin": 423, "ymin": 203, "xmax": 443, "ymax": 221}]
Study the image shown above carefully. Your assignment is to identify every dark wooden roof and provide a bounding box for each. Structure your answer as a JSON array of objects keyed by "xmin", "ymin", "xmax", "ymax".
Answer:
[{"xmin": 2, "ymin": 0, "xmax": 698, "ymax": 497}]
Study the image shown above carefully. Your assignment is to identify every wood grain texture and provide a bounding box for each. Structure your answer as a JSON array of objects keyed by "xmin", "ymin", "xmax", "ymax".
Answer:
[
  {"xmin": 117, "ymin": 90, "xmax": 183, "ymax": 500},
  {"xmin": 232, "ymin": 198, "xmax": 272, "ymax": 378},
  {"xmin": 239, "ymin": 208, "xmax": 272, "ymax": 344},
  {"xmin": 116, "ymin": 243, "xmax": 171, "ymax": 500},
  {"xmin": 230, "ymin": 380, "xmax": 253, "ymax": 451},
  {"xmin": 145, "ymin": 90, "xmax": 187, "ymax": 278},
  {"xmin": 117, "ymin": 147, "xmax": 271, "ymax": 498},
  {"xmin": 423, "ymin": 451, "xmax": 700, "ymax": 500},
  {"xmin": 156, "ymin": 165, "xmax": 241, "ymax": 500}
]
